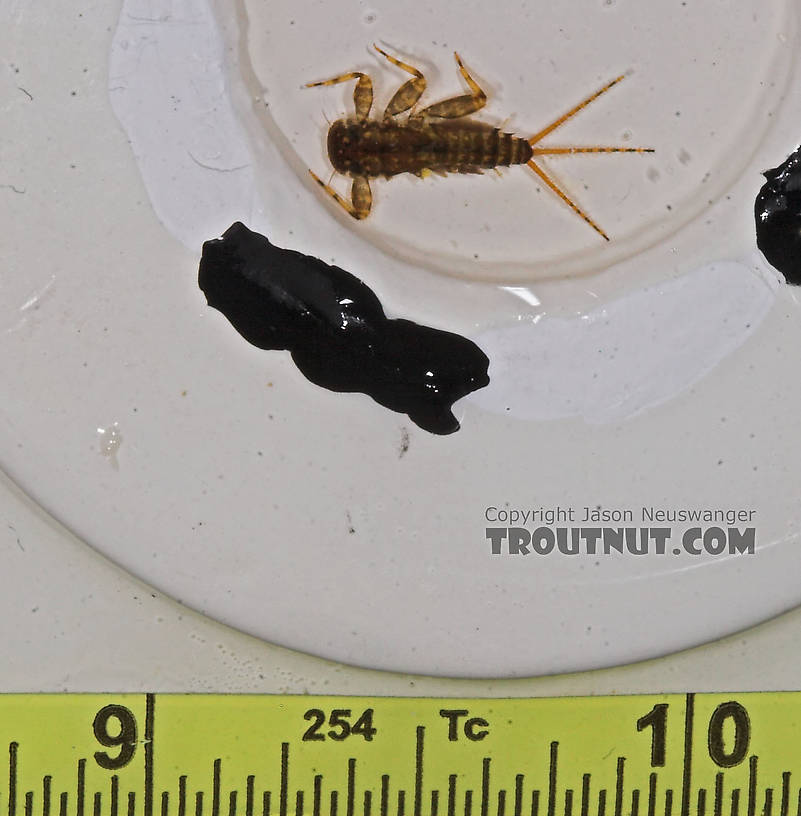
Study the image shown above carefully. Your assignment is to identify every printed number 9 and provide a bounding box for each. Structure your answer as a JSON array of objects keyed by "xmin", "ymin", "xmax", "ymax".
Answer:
[{"xmin": 93, "ymin": 705, "xmax": 138, "ymax": 770}]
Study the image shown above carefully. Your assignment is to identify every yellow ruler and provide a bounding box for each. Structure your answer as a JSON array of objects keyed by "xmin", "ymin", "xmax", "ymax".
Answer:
[{"xmin": 0, "ymin": 694, "xmax": 796, "ymax": 816}]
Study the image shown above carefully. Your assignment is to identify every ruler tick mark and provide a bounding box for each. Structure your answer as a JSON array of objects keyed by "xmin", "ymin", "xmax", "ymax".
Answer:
[
  {"xmin": 76, "ymin": 760, "xmax": 86, "ymax": 816},
  {"xmin": 380, "ymin": 775, "xmax": 389, "ymax": 816},
  {"xmin": 613, "ymin": 759, "xmax": 624, "ymax": 816},
  {"xmin": 582, "ymin": 777, "xmax": 591, "ymax": 816},
  {"xmin": 481, "ymin": 757, "xmax": 491, "ymax": 816},
  {"xmin": 414, "ymin": 728, "xmax": 424, "ymax": 816},
  {"xmin": 145, "ymin": 694, "xmax": 155, "ymax": 816},
  {"xmin": 680, "ymin": 694, "xmax": 695, "ymax": 816},
  {"xmin": 347, "ymin": 757, "xmax": 356, "ymax": 816},
  {"xmin": 43, "ymin": 776, "xmax": 51, "ymax": 816},
  {"xmin": 448, "ymin": 776, "xmax": 457, "ymax": 816},
  {"xmin": 8, "ymin": 743, "xmax": 17, "ymax": 816},
  {"xmin": 714, "ymin": 774, "xmax": 724, "ymax": 816},
  {"xmin": 178, "ymin": 776, "xmax": 187, "ymax": 816},
  {"xmin": 780, "ymin": 774, "xmax": 791, "ymax": 816},
  {"xmin": 548, "ymin": 744, "xmax": 558, "ymax": 816},
  {"xmin": 212, "ymin": 759, "xmax": 221, "ymax": 816},
  {"xmin": 747, "ymin": 757, "xmax": 757, "ymax": 816},
  {"xmin": 312, "ymin": 775, "xmax": 321, "ymax": 816},
  {"xmin": 514, "ymin": 776, "xmax": 525, "ymax": 816},
  {"xmin": 279, "ymin": 744, "xmax": 288, "ymax": 816},
  {"xmin": 246, "ymin": 776, "xmax": 254, "ymax": 816}
]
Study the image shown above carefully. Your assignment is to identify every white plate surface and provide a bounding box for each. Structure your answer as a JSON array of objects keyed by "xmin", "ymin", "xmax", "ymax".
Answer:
[{"xmin": 3, "ymin": 0, "xmax": 801, "ymax": 676}]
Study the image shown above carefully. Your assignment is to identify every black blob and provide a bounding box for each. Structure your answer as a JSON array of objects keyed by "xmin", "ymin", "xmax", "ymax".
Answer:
[
  {"xmin": 755, "ymin": 145, "xmax": 801, "ymax": 284},
  {"xmin": 198, "ymin": 222, "xmax": 490, "ymax": 434}
]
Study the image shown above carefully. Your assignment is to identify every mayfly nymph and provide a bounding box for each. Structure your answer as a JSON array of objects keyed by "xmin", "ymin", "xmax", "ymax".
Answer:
[{"xmin": 306, "ymin": 44, "xmax": 654, "ymax": 241}]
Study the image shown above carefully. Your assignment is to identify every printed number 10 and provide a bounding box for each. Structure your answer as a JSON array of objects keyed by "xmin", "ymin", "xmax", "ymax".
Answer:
[{"xmin": 636, "ymin": 701, "xmax": 751, "ymax": 769}]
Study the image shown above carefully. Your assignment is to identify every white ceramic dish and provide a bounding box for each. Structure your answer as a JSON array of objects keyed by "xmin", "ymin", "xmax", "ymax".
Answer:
[{"xmin": 3, "ymin": 0, "xmax": 801, "ymax": 676}]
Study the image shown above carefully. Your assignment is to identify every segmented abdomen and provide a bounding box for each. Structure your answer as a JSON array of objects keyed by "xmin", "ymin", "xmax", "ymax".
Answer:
[
  {"xmin": 328, "ymin": 119, "xmax": 533, "ymax": 178},
  {"xmin": 417, "ymin": 124, "xmax": 532, "ymax": 173}
]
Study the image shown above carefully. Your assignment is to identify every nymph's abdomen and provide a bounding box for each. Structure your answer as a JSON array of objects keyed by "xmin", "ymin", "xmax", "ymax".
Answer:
[{"xmin": 327, "ymin": 118, "xmax": 533, "ymax": 178}]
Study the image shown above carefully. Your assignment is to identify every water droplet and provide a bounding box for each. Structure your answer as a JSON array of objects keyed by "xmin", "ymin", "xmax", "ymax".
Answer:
[{"xmin": 97, "ymin": 421, "xmax": 122, "ymax": 469}]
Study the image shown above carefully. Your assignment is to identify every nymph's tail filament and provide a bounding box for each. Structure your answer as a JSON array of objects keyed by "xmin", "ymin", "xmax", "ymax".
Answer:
[
  {"xmin": 528, "ymin": 74, "xmax": 625, "ymax": 145},
  {"xmin": 531, "ymin": 146, "xmax": 654, "ymax": 156},
  {"xmin": 527, "ymin": 74, "xmax": 654, "ymax": 240},
  {"xmin": 527, "ymin": 158, "xmax": 610, "ymax": 241}
]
